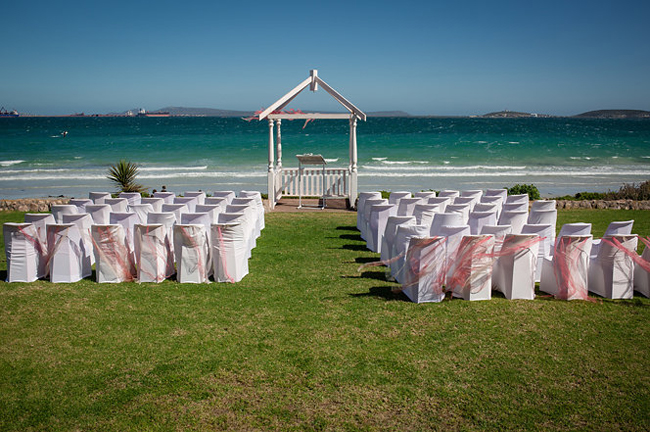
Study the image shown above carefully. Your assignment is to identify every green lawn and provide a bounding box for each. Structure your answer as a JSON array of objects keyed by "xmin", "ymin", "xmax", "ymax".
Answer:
[{"xmin": 0, "ymin": 209, "xmax": 649, "ymax": 431}]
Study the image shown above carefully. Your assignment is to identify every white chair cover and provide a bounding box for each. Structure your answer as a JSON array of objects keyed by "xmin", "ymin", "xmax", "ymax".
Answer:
[
  {"xmin": 531, "ymin": 200, "xmax": 556, "ymax": 211},
  {"xmin": 460, "ymin": 190, "xmax": 483, "ymax": 200},
  {"xmin": 89, "ymin": 192, "xmax": 111, "ymax": 204},
  {"xmin": 521, "ymin": 223, "xmax": 554, "ymax": 282},
  {"xmin": 427, "ymin": 197, "xmax": 452, "ymax": 212},
  {"xmin": 449, "ymin": 234, "xmax": 494, "ymax": 301},
  {"xmin": 84, "ymin": 204, "xmax": 112, "ymax": 224},
  {"xmin": 473, "ymin": 203, "xmax": 498, "ymax": 213},
  {"xmin": 51, "ymin": 204, "xmax": 78, "ymax": 223},
  {"xmin": 540, "ymin": 235, "xmax": 593, "ymax": 300},
  {"xmin": 104, "ymin": 198, "xmax": 129, "ymax": 213},
  {"xmin": 503, "ymin": 202, "xmax": 529, "ymax": 213},
  {"xmin": 128, "ymin": 203, "xmax": 155, "ymax": 224},
  {"xmin": 527, "ymin": 209, "xmax": 557, "ymax": 240},
  {"xmin": 357, "ymin": 191, "xmax": 383, "ymax": 230},
  {"xmin": 380, "ymin": 216, "xmax": 415, "ymax": 263},
  {"xmin": 153, "ymin": 191, "xmax": 176, "ymax": 204},
  {"xmin": 446, "ymin": 204, "xmax": 471, "ymax": 224},
  {"xmin": 413, "ymin": 191, "xmax": 436, "ymax": 200},
  {"xmin": 174, "ymin": 197, "xmax": 198, "ymax": 213},
  {"xmin": 505, "ymin": 194, "xmax": 529, "ymax": 205},
  {"xmin": 238, "ymin": 191, "xmax": 265, "ymax": 230},
  {"xmin": 367, "ymin": 204, "xmax": 397, "ymax": 253},
  {"xmin": 61, "ymin": 213, "xmax": 94, "ymax": 272},
  {"xmin": 119, "ymin": 192, "xmax": 142, "ymax": 206},
  {"xmin": 469, "ymin": 210, "xmax": 498, "ymax": 235},
  {"xmin": 498, "ymin": 210, "xmax": 528, "ymax": 234},
  {"xmin": 430, "ymin": 212, "xmax": 464, "ymax": 237},
  {"xmin": 402, "ymin": 236, "xmax": 447, "ymax": 303},
  {"xmin": 180, "ymin": 212, "xmax": 213, "ymax": 237},
  {"xmin": 634, "ymin": 244, "xmax": 650, "ymax": 297},
  {"xmin": 591, "ymin": 220, "xmax": 635, "ymax": 258},
  {"xmin": 184, "ymin": 191, "xmax": 206, "ymax": 205},
  {"xmin": 554, "ymin": 222, "xmax": 591, "ymax": 255},
  {"xmin": 109, "ymin": 212, "xmax": 140, "ymax": 259},
  {"xmin": 479, "ymin": 196, "xmax": 504, "ymax": 218},
  {"xmin": 147, "ymin": 212, "xmax": 177, "ymax": 262},
  {"xmin": 484, "ymin": 189, "xmax": 508, "ymax": 201},
  {"xmin": 134, "ymin": 224, "xmax": 174, "ymax": 282},
  {"xmin": 588, "ymin": 234, "xmax": 637, "ymax": 299},
  {"xmin": 195, "ymin": 204, "xmax": 221, "ymax": 225},
  {"xmin": 388, "ymin": 191, "xmax": 411, "ymax": 206},
  {"xmin": 438, "ymin": 190, "xmax": 460, "ymax": 199},
  {"xmin": 396, "ymin": 198, "xmax": 423, "ymax": 217},
  {"xmin": 174, "ymin": 224, "xmax": 211, "ymax": 283},
  {"xmin": 211, "ymin": 222, "xmax": 249, "ymax": 283},
  {"xmin": 390, "ymin": 224, "xmax": 430, "ymax": 283},
  {"xmin": 161, "ymin": 203, "xmax": 189, "ymax": 224},
  {"xmin": 204, "ymin": 197, "xmax": 229, "ymax": 212},
  {"xmin": 231, "ymin": 198, "xmax": 263, "ymax": 233},
  {"xmin": 412, "ymin": 204, "xmax": 440, "ymax": 228},
  {"xmin": 4, "ymin": 223, "xmax": 41, "ymax": 282},
  {"xmin": 47, "ymin": 223, "xmax": 85, "ymax": 283},
  {"xmin": 437, "ymin": 224, "xmax": 471, "ymax": 285},
  {"xmin": 453, "ymin": 196, "xmax": 479, "ymax": 212},
  {"xmin": 361, "ymin": 199, "xmax": 388, "ymax": 241},
  {"xmin": 212, "ymin": 191, "xmax": 236, "ymax": 205},
  {"xmin": 91, "ymin": 224, "xmax": 136, "ymax": 283},
  {"xmin": 141, "ymin": 197, "xmax": 164, "ymax": 212},
  {"xmin": 69, "ymin": 199, "xmax": 93, "ymax": 213},
  {"xmin": 225, "ymin": 205, "xmax": 258, "ymax": 253},
  {"xmin": 493, "ymin": 234, "xmax": 539, "ymax": 300},
  {"xmin": 24, "ymin": 213, "xmax": 55, "ymax": 246}
]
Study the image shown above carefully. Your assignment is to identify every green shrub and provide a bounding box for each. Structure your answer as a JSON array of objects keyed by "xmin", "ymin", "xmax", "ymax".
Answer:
[
  {"xmin": 506, "ymin": 184, "xmax": 541, "ymax": 201},
  {"xmin": 106, "ymin": 160, "xmax": 147, "ymax": 194},
  {"xmin": 605, "ymin": 180, "xmax": 650, "ymax": 200}
]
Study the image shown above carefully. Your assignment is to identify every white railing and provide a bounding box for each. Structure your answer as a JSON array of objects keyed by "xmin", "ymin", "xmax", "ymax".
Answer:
[{"xmin": 279, "ymin": 168, "xmax": 348, "ymax": 197}]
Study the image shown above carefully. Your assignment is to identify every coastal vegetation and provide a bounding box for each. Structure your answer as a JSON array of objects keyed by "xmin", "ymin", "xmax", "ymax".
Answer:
[
  {"xmin": 106, "ymin": 160, "xmax": 147, "ymax": 194},
  {"xmin": 555, "ymin": 180, "xmax": 650, "ymax": 201},
  {"xmin": 1, "ymin": 209, "xmax": 649, "ymax": 431}
]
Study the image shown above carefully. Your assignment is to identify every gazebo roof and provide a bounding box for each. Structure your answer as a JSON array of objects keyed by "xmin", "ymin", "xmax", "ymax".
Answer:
[{"xmin": 257, "ymin": 70, "xmax": 366, "ymax": 122}]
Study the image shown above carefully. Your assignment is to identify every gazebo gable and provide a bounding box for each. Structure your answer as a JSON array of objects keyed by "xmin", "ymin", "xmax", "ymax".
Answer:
[{"xmin": 257, "ymin": 70, "xmax": 366, "ymax": 121}]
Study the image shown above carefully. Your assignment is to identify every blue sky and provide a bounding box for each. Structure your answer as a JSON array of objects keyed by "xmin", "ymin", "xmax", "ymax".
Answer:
[{"xmin": 2, "ymin": 0, "xmax": 649, "ymax": 116}]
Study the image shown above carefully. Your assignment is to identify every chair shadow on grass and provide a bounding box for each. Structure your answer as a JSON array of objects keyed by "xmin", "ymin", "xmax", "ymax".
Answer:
[
  {"xmin": 342, "ymin": 269, "xmax": 388, "ymax": 282},
  {"xmin": 336, "ymin": 226, "xmax": 358, "ymax": 232},
  {"xmin": 349, "ymin": 285, "xmax": 409, "ymax": 302},
  {"xmin": 0, "ymin": 270, "xmax": 6, "ymax": 282},
  {"xmin": 339, "ymin": 233, "xmax": 364, "ymax": 242}
]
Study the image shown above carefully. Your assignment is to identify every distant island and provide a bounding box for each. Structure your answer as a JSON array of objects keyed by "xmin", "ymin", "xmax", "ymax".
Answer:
[{"xmin": 573, "ymin": 109, "xmax": 650, "ymax": 119}]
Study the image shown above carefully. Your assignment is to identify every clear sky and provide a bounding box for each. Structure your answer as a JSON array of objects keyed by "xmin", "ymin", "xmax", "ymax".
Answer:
[{"xmin": 3, "ymin": 0, "xmax": 649, "ymax": 116}]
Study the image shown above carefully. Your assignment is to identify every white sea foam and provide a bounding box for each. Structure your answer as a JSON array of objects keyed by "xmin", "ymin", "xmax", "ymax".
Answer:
[
  {"xmin": 372, "ymin": 157, "xmax": 387, "ymax": 161},
  {"xmin": 0, "ymin": 160, "xmax": 25, "ymax": 167},
  {"xmin": 380, "ymin": 160, "xmax": 429, "ymax": 165},
  {"xmin": 139, "ymin": 166, "xmax": 208, "ymax": 172},
  {"xmin": 324, "ymin": 158, "xmax": 339, "ymax": 163}
]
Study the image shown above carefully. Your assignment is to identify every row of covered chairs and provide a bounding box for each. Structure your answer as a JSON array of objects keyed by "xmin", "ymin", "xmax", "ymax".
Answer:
[
  {"xmin": 357, "ymin": 190, "xmax": 648, "ymax": 303},
  {"xmin": 4, "ymin": 190, "xmax": 264, "ymax": 284}
]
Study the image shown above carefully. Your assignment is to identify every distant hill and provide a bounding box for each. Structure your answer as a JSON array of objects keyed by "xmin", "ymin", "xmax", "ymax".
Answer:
[
  {"xmin": 573, "ymin": 109, "xmax": 650, "ymax": 119},
  {"xmin": 158, "ymin": 106, "xmax": 255, "ymax": 117},
  {"xmin": 366, "ymin": 111, "xmax": 411, "ymax": 117},
  {"xmin": 482, "ymin": 110, "xmax": 548, "ymax": 118}
]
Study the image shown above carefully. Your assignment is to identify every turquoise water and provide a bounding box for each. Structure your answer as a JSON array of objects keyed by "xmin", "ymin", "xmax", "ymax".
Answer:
[{"xmin": 1, "ymin": 116, "xmax": 649, "ymax": 199}]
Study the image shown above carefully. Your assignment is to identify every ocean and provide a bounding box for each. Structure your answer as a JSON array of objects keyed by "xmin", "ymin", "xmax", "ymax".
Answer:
[{"xmin": 1, "ymin": 116, "xmax": 649, "ymax": 200}]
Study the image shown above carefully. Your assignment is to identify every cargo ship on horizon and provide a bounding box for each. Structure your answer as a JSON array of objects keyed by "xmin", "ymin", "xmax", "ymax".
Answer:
[
  {"xmin": 135, "ymin": 108, "xmax": 170, "ymax": 118},
  {"xmin": 0, "ymin": 107, "xmax": 19, "ymax": 117}
]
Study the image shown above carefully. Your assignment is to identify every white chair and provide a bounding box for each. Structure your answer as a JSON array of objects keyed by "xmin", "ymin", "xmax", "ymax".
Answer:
[
  {"xmin": 361, "ymin": 198, "xmax": 388, "ymax": 240},
  {"xmin": 134, "ymin": 224, "xmax": 174, "ymax": 282},
  {"xmin": 390, "ymin": 224, "xmax": 430, "ymax": 283},
  {"xmin": 588, "ymin": 235, "xmax": 638, "ymax": 299},
  {"xmin": 412, "ymin": 204, "xmax": 440, "ymax": 228},
  {"xmin": 473, "ymin": 203, "xmax": 498, "ymax": 213},
  {"xmin": 554, "ymin": 223, "xmax": 591, "ymax": 255},
  {"xmin": 479, "ymin": 196, "xmax": 504, "ymax": 218},
  {"xmin": 527, "ymin": 209, "xmax": 557, "ymax": 242},
  {"xmin": 505, "ymin": 194, "xmax": 528, "ymax": 205},
  {"xmin": 184, "ymin": 191, "xmax": 206, "ymax": 205},
  {"xmin": 147, "ymin": 212, "xmax": 177, "ymax": 266},
  {"xmin": 174, "ymin": 224, "xmax": 211, "ymax": 283},
  {"xmin": 141, "ymin": 197, "xmax": 164, "ymax": 212},
  {"xmin": 89, "ymin": 192, "xmax": 111, "ymax": 204},
  {"xmin": 484, "ymin": 189, "xmax": 508, "ymax": 201},
  {"xmin": 69, "ymin": 199, "xmax": 93, "ymax": 213},
  {"xmin": 414, "ymin": 191, "xmax": 436, "ymax": 200},
  {"xmin": 591, "ymin": 220, "xmax": 634, "ymax": 258},
  {"xmin": 212, "ymin": 221, "xmax": 249, "ymax": 283},
  {"xmin": 437, "ymin": 224, "xmax": 471, "ymax": 285},
  {"xmin": 493, "ymin": 234, "xmax": 539, "ymax": 300},
  {"xmin": 388, "ymin": 191, "xmax": 411, "ymax": 206},
  {"xmin": 460, "ymin": 190, "xmax": 483, "ymax": 200},
  {"xmin": 468, "ymin": 210, "xmax": 498, "ymax": 235},
  {"xmin": 445, "ymin": 204, "xmax": 471, "ymax": 225},
  {"xmin": 498, "ymin": 210, "xmax": 528, "ymax": 234},
  {"xmin": 46, "ymin": 223, "xmax": 85, "ymax": 283},
  {"xmin": 161, "ymin": 203, "xmax": 189, "ymax": 224},
  {"xmin": 24, "ymin": 213, "xmax": 55, "ymax": 246},
  {"xmin": 104, "ymin": 198, "xmax": 129, "ymax": 213},
  {"xmin": 212, "ymin": 191, "xmax": 236, "ymax": 205},
  {"xmin": 51, "ymin": 204, "xmax": 78, "ymax": 223},
  {"xmin": 502, "ymin": 202, "xmax": 529, "ymax": 213},
  {"xmin": 430, "ymin": 212, "xmax": 464, "ymax": 237},
  {"xmin": 91, "ymin": 224, "xmax": 136, "ymax": 283},
  {"xmin": 84, "ymin": 204, "xmax": 112, "ymax": 224},
  {"xmin": 109, "ymin": 212, "xmax": 140, "ymax": 258},
  {"xmin": 380, "ymin": 216, "xmax": 415, "ymax": 263},
  {"xmin": 128, "ymin": 203, "xmax": 155, "ymax": 224},
  {"xmin": 402, "ymin": 236, "xmax": 447, "ymax": 303},
  {"xmin": 438, "ymin": 190, "xmax": 460, "ymax": 199},
  {"xmin": 232, "ymin": 197, "xmax": 263, "ymax": 232},
  {"xmin": 219, "ymin": 212, "xmax": 254, "ymax": 259},
  {"xmin": 540, "ymin": 235, "xmax": 592, "ymax": 300},
  {"xmin": 225, "ymin": 205, "xmax": 258, "ymax": 252},
  {"xmin": 119, "ymin": 192, "xmax": 142, "ymax": 206},
  {"xmin": 61, "ymin": 213, "xmax": 94, "ymax": 273},
  {"xmin": 521, "ymin": 223, "xmax": 554, "ymax": 282},
  {"xmin": 427, "ymin": 197, "xmax": 452, "ymax": 212},
  {"xmin": 396, "ymin": 198, "xmax": 422, "ymax": 217},
  {"xmin": 634, "ymin": 243, "xmax": 650, "ymax": 297},
  {"xmin": 531, "ymin": 200, "xmax": 556, "ymax": 211},
  {"xmin": 449, "ymin": 234, "xmax": 494, "ymax": 301},
  {"xmin": 453, "ymin": 196, "xmax": 479, "ymax": 212},
  {"xmin": 180, "ymin": 212, "xmax": 213, "ymax": 237},
  {"xmin": 238, "ymin": 191, "xmax": 265, "ymax": 231},
  {"xmin": 480, "ymin": 225, "xmax": 512, "ymax": 245},
  {"xmin": 195, "ymin": 204, "xmax": 221, "ymax": 225},
  {"xmin": 174, "ymin": 197, "xmax": 198, "ymax": 213},
  {"xmin": 367, "ymin": 204, "xmax": 397, "ymax": 253},
  {"xmin": 204, "ymin": 197, "xmax": 229, "ymax": 212},
  {"xmin": 4, "ymin": 223, "xmax": 41, "ymax": 282},
  {"xmin": 153, "ymin": 191, "xmax": 176, "ymax": 204}
]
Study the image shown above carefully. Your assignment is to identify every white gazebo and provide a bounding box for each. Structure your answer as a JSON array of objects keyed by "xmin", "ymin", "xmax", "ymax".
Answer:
[{"xmin": 257, "ymin": 70, "xmax": 366, "ymax": 209}]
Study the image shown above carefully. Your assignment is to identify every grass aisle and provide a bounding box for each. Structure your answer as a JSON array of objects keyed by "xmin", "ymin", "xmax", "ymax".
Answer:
[{"xmin": 0, "ymin": 211, "xmax": 649, "ymax": 431}]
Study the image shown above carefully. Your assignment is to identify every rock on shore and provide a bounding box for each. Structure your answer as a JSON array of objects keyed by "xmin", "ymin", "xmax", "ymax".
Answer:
[{"xmin": 0, "ymin": 198, "xmax": 71, "ymax": 213}]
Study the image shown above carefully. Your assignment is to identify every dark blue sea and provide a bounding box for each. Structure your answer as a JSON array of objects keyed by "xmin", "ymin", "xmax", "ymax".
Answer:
[{"xmin": 1, "ymin": 116, "xmax": 649, "ymax": 199}]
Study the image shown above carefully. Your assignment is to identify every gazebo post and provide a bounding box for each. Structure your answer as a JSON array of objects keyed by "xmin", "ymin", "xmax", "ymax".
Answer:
[
  {"xmin": 276, "ymin": 119, "xmax": 282, "ymax": 170},
  {"xmin": 349, "ymin": 116, "xmax": 358, "ymax": 209},
  {"xmin": 267, "ymin": 119, "xmax": 276, "ymax": 208}
]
